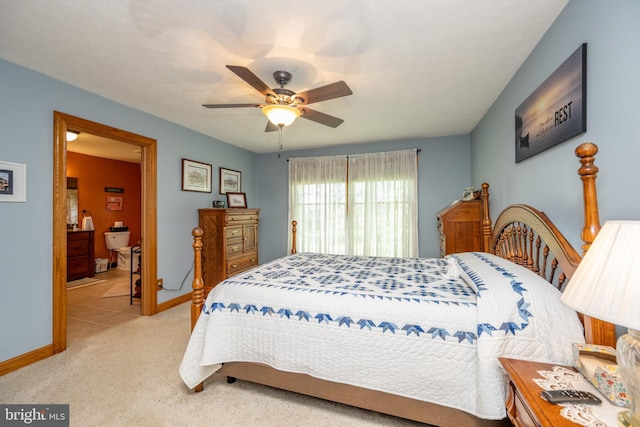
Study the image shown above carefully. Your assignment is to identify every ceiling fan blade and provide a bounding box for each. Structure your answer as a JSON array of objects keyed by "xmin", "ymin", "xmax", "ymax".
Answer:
[
  {"xmin": 226, "ymin": 65, "xmax": 275, "ymax": 97},
  {"xmin": 265, "ymin": 121, "xmax": 279, "ymax": 132},
  {"xmin": 299, "ymin": 107, "xmax": 344, "ymax": 128},
  {"xmin": 202, "ymin": 103, "xmax": 260, "ymax": 108},
  {"xmin": 295, "ymin": 81, "xmax": 352, "ymax": 105}
]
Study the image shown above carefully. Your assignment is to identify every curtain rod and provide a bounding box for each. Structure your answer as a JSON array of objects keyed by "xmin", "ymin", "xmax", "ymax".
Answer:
[{"xmin": 286, "ymin": 148, "xmax": 421, "ymax": 162}]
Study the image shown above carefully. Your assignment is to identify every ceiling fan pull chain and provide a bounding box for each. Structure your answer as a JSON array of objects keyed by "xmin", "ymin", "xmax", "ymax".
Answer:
[{"xmin": 277, "ymin": 126, "xmax": 283, "ymax": 158}]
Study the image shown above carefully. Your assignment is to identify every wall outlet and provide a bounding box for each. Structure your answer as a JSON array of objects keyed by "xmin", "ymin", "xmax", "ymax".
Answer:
[{"xmin": 157, "ymin": 278, "xmax": 163, "ymax": 290}]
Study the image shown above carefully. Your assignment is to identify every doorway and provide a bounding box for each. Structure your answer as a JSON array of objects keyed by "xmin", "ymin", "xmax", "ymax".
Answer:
[{"xmin": 52, "ymin": 111, "xmax": 158, "ymax": 353}]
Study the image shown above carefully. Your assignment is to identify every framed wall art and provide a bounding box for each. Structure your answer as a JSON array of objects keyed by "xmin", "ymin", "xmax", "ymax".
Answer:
[
  {"xmin": 219, "ymin": 167, "xmax": 241, "ymax": 194},
  {"xmin": 515, "ymin": 43, "xmax": 587, "ymax": 163},
  {"xmin": 106, "ymin": 196, "xmax": 123, "ymax": 211},
  {"xmin": 226, "ymin": 192, "xmax": 247, "ymax": 209},
  {"xmin": 182, "ymin": 159, "xmax": 212, "ymax": 193},
  {"xmin": 0, "ymin": 161, "xmax": 26, "ymax": 202}
]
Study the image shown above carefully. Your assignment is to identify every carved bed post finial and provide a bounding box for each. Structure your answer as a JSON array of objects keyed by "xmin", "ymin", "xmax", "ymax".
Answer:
[
  {"xmin": 575, "ymin": 143, "xmax": 616, "ymax": 348},
  {"xmin": 291, "ymin": 221, "xmax": 297, "ymax": 254},
  {"xmin": 191, "ymin": 227, "xmax": 204, "ymax": 332},
  {"xmin": 480, "ymin": 183, "xmax": 492, "ymax": 252},
  {"xmin": 575, "ymin": 143, "xmax": 601, "ymax": 255}
]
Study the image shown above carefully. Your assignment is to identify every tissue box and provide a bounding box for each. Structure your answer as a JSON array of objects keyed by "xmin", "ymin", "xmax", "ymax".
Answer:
[{"xmin": 572, "ymin": 343, "xmax": 630, "ymax": 407}]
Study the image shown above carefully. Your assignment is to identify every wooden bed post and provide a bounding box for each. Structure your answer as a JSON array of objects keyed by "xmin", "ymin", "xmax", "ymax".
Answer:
[
  {"xmin": 480, "ymin": 183, "xmax": 492, "ymax": 252},
  {"xmin": 191, "ymin": 227, "xmax": 205, "ymax": 393},
  {"xmin": 191, "ymin": 227, "xmax": 204, "ymax": 332},
  {"xmin": 575, "ymin": 143, "xmax": 616, "ymax": 348},
  {"xmin": 291, "ymin": 220, "xmax": 297, "ymax": 254},
  {"xmin": 575, "ymin": 143, "xmax": 601, "ymax": 255}
]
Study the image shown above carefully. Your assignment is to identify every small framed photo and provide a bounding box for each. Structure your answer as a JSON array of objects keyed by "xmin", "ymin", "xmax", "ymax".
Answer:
[
  {"xmin": 219, "ymin": 167, "xmax": 241, "ymax": 194},
  {"xmin": 213, "ymin": 200, "xmax": 225, "ymax": 208},
  {"xmin": 462, "ymin": 187, "xmax": 475, "ymax": 201},
  {"xmin": 226, "ymin": 192, "xmax": 247, "ymax": 209},
  {"xmin": 106, "ymin": 196, "xmax": 123, "ymax": 211},
  {"xmin": 182, "ymin": 159, "xmax": 212, "ymax": 193},
  {"xmin": 0, "ymin": 161, "xmax": 26, "ymax": 202}
]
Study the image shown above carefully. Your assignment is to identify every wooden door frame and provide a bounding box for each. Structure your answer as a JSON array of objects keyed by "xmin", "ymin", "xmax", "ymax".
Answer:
[{"xmin": 53, "ymin": 111, "xmax": 158, "ymax": 353}]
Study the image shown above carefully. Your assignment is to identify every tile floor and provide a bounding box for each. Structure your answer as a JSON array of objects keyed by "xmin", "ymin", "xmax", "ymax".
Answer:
[{"xmin": 66, "ymin": 267, "xmax": 141, "ymax": 345}]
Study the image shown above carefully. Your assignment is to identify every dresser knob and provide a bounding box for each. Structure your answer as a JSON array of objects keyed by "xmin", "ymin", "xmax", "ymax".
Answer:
[
  {"xmin": 232, "ymin": 245, "xmax": 239, "ymax": 251},
  {"xmin": 232, "ymin": 230, "xmax": 238, "ymax": 235},
  {"xmin": 250, "ymin": 258, "xmax": 255, "ymax": 262},
  {"xmin": 232, "ymin": 216, "xmax": 238, "ymax": 220},
  {"xmin": 231, "ymin": 263, "xmax": 237, "ymax": 268}
]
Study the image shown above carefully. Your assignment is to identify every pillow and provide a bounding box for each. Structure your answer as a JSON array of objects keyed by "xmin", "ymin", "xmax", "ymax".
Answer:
[{"xmin": 446, "ymin": 253, "xmax": 479, "ymax": 293}]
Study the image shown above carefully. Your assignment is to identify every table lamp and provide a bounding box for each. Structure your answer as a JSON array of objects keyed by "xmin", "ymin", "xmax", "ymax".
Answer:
[{"xmin": 561, "ymin": 221, "xmax": 640, "ymax": 427}]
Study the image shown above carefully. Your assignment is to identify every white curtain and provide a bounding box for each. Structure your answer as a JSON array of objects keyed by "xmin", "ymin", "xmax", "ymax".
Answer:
[
  {"xmin": 288, "ymin": 156, "xmax": 348, "ymax": 254},
  {"xmin": 347, "ymin": 150, "xmax": 418, "ymax": 257},
  {"xmin": 288, "ymin": 149, "xmax": 418, "ymax": 257}
]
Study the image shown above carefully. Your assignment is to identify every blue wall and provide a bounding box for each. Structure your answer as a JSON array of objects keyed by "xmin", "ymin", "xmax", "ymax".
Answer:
[
  {"xmin": 254, "ymin": 135, "xmax": 472, "ymax": 263},
  {"xmin": 0, "ymin": 59, "xmax": 257, "ymax": 362},
  {"xmin": 472, "ymin": 0, "xmax": 640, "ymax": 252}
]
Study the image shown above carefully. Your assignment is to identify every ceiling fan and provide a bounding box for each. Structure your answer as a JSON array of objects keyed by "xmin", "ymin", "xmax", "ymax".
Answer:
[{"xmin": 203, "ymin": 65, "xmax": 353, "ymax": 131}]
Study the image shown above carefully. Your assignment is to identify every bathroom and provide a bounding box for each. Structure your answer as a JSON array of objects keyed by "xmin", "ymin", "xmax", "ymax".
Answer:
[{"xmin": 66, "ymin": 146, "xmax": 142, "ymax": 339}]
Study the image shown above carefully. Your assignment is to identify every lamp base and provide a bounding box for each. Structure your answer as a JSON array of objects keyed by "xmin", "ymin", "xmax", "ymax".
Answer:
[
  {"xmin": 618, "ymin": 411, "xmax": 640, "ymax": 427},
  {"xmin": 617, "ymin": 329, "xmax": 640, "ymax": 427}
]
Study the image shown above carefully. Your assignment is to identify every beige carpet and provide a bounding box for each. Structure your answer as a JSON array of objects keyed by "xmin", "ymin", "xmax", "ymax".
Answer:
[{"xmin": 0, "ymin": 302, "xmax": 420, "ymax": 427}]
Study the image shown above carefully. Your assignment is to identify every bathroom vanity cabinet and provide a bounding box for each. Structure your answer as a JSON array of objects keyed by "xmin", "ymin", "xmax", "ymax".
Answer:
[
  {"xmin": 198, "ymin": 208, "xmax": 259, "ymax": 295},
  {"xmin": 67, "ymin": 230, "xmax": 95, "ymax": 281}
]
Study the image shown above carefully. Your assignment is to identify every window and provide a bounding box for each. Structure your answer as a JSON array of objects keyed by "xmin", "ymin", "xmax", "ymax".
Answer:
[{"xmin": 288, "ymin": 149, "xmax": 418, "ymax": 257}]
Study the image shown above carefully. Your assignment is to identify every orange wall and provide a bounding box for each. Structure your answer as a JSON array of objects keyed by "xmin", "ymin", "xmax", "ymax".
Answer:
[{"xmin": 67, "ymin": 152, "xmax": 141, "ymax": 261}]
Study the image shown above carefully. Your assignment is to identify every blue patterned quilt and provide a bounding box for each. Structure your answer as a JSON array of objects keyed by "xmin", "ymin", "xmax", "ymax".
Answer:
[{"xmin": 180, "ymin": 252, "xmax": 584, "ymax": 419}]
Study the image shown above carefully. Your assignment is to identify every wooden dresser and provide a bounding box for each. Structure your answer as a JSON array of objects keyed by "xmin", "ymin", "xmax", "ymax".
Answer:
[
  {"xmin": 198, "ymin": 208, "xmax": 259, "ymax": 294},
  {"xmin": 436, "ymin": 197, "xmax": 483, "ymax": 256},
  {"xmin": 67, "ymin": 230, "xmax": 95, "ymax": 281}
]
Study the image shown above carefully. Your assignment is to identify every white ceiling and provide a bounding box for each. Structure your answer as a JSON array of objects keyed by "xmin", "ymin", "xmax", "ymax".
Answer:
[{"xmin": 0, "ymin": 1, "xmax": 568, "ymax": 155}]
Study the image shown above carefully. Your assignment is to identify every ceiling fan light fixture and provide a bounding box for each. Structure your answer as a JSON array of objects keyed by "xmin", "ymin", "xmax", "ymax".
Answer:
[
  {"xmin": 66, "ymin": 131, "xmax": 80, "ymax": 141},
  {"xmin": 262, "ymin": 104, "xmax": 300, "ymax": 127}
]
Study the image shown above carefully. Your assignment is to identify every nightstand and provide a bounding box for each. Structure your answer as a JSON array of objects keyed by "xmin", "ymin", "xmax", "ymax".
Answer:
[{"xmin": 499, "ymin": 358, "xmax": 588, "ymax": 427}]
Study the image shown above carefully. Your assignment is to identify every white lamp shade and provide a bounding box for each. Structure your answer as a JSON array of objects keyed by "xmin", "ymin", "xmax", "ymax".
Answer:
[
  {"xmin": 561, "ymin": 221, "xmax": 640, "ymax": 330},
  {"xmin": 262, "ymin": 104, "xmax": 301, "ymax": 127}
]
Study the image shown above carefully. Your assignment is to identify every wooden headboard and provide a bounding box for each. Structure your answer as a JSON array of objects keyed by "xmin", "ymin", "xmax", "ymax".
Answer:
[{"xmin": 486, "ymin": 142, "xmax": 615, "ymax": 347}]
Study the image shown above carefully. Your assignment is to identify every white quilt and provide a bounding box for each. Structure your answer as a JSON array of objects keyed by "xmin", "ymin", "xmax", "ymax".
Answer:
[{"xmin": 180, "ymin": 252, "xmax": 584, "ymax": 420}]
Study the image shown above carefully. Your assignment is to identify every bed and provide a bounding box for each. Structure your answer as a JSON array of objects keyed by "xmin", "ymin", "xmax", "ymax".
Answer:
[{"xmin": 180, "ymin": 142, "xmax": 616, "ymax": 426}]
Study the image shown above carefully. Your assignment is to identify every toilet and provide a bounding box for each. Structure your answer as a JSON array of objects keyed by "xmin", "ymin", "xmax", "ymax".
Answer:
[
  {"xmin": 117, "ymin": 246, "xmax": 139, "ymax": 272},
  {"xmin": 104, "ymin": 231, "xmax": 134, "ymax": 271}
]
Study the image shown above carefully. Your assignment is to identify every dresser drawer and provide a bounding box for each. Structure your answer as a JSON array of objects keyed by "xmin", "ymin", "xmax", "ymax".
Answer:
[
  {"xmin": 225, "ymin": 226, "xmax": 243, "ymax": 239},
  {"xmin": 67, "ymin": 255, "xmax": 89, "ymax": 275},
  {"xmin": 68, "ymin": 239, "xmax": 89, "ymax": 257},
  {"xmin": 226, "ymin": 240, "xmax": 243, "ymax": 257},
  {"xmin": 226, "ymin": 253, "xmax": 258, "ymax": 276},
  {"xmin": 226, "ymin": 212, "xmax": 259, "ymax": 223}
]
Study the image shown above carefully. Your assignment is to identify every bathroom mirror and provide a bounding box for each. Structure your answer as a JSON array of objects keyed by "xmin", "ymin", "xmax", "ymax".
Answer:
[{"xmin": 67, "ymin": 177, "xmax": 79, "ymax": 229}]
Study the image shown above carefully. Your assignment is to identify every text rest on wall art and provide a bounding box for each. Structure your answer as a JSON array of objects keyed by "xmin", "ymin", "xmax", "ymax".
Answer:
[{"xmin": 515, "ymin": 43, "xmax": 587, "ymax": 163}]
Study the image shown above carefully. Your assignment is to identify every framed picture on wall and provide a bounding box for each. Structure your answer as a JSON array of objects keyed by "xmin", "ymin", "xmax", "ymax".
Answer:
[
  {"xmin": 182, "ymin": 158, "xmax": 212, "ymax": 193},
  {"xmin": 106, "ymin": 196, "xmax": 123, "ymax": 211},
  {"xmin": 515, "ymin": 43, "xmax": 587, "ymax": 162},
  {"xmin": 0, "ymin": 161, "xmax": 26, "ymax": 202},
  {"xmin": 219, "ymin": 167, "xmax": 241, "ymax": 194}
]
